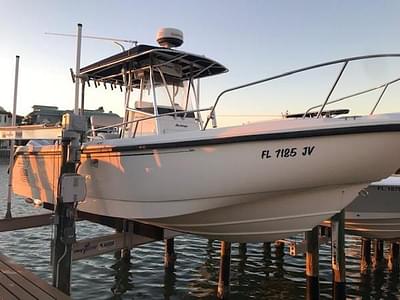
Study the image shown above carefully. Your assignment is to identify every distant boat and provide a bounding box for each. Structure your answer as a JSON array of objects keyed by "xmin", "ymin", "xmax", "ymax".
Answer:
[
  {"xmin": 345, "ymin": 174, "xmax": 400, "ymax": 240},
  {"xmin": 10, "ymin": 28, "xmax": 400, "ymax": 242}
]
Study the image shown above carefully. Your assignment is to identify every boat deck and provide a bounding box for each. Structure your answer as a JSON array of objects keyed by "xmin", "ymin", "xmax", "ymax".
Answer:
[{"xmin": 0, "ymin": 253, "xmax": 70, "ymax": 300}]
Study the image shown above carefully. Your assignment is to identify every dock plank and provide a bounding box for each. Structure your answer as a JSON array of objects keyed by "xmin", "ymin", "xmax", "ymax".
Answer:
[
  {"xmin": 0, "ymin": 271, "xmax": 35, "ymax": 299},
  {"xmin": 0, "ymin": 254, "xmax": 70, "ymax": 299},
  {"xmin": 0, "ymin": 260, "xmax": 54, "ymax": 300},
  {"xmin": 0, "ymin": 283, "xmax": 18, "ymax": 300}
]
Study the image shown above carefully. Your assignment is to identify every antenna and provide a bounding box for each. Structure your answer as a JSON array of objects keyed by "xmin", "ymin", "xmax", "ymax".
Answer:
[{"xmin": 45, "ymin": 32, "xmax": 138, "ymax": 51}]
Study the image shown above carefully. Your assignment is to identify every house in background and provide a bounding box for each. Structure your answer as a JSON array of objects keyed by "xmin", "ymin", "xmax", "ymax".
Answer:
[
  {"xmin": 1, "ymin": 105, "xmax": 121, "ymax": 159},
  {"xmin": 0, "ymin": 106, "xmax": 23, "ymax": 158},
  {"xmin": 23, "ymin": 105, "xmax": 122, "ymax": 136},
  {"xmin": 23, "ymin": 105, "xmax": 62, "ymax": 125}
]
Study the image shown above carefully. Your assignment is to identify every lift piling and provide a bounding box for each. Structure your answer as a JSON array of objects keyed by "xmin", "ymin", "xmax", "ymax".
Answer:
[
  {"xmin": 331, "ymin": 210, "xmax": 346, "ymax": 299},
  {"xmin": 372, "ymin": 240, "xmax": 385, "ymax": 270},
  {"xmin": 164, "ymin": 238, "xmax": 176, "ymax": 270},
  {"xmin": 388, "ymin": 242, "xmax": 399, "ymax": 271},
  {"xmin": 360, "ymin": 238, "xmax": 371, "ymax": 273},
  {"xmin": 306, "ymin": 226, "xmax": 319, "ymax": 300},
  {"xmin": 217, "ymin": 241, "xmax": 231, "ymax": 299}
]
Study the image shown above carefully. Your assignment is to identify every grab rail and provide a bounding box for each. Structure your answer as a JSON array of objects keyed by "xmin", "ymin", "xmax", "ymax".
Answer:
[
  {"xmin": 301, "ymin": 76, "xmax": 400, "ymax": 117},
  {"xmin": 87, "ymin": 107, "xmax": 213, "ymax": 138},
  {"xmin": 203, "ymin": 54, "xmax": 400, "ymax": 129}
]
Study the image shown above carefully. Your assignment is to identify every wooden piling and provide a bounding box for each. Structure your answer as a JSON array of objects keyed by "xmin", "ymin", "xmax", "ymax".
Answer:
[
  {"xmin": 121, "ymin": 221, "xmax": 131, "ymax": 262},
  {"xmin": 388, "ymin": 242, "xmax": 399, "ymax": 271},
  {"xmin": 164, "ymin": 238, "xmax": 176, "ymax": 270},
  {"xmin": 306, "ymin": 226, "xmax": 319, "ymax": 300},
  {"xmin": 372, "ymin": 240, "xmax": 384, "ymax": 269},
  {"xmin": 239, "ymin": 243, "xmax": 247, "ymax": 255},
  {"xmin": 263, "ymin": 242, "xmax": 271, "ymax": 255},
  {"xmin": 217, "ymin": 241, "xmax": 231, "ymax": 299},
  {"xmin": 360, "ymin": 238, "xmax": 371, "ymax": 273},
  {"xmin": 52, "ymin": 140, "xmax": 76, "ymax": 295},
  {"xmin": 331, "ymin": 210, "xmax": 345, "ymax": 300},
  {"xmin": 114, "ymin": 220, "xmax": 131, "ymax": 262},
  {"xmin": 320, "ymin": 225, "xmax": 329, "ymax": 237}
]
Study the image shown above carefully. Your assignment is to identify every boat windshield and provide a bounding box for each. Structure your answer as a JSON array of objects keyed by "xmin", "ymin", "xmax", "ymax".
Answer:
[{"xmin": 133, "ymin": 66, "xmax": 195, "ymax": 113}]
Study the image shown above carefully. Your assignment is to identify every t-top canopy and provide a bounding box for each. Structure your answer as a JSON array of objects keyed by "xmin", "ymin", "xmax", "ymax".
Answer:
[{"xmin": 80, "ymin": 44, "xmax": 228, "ymax": 88}]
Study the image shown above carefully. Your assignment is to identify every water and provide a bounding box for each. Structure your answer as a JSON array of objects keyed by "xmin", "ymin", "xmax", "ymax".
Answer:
[{"xmin": 0, "ymin": 162, "xmax": 399, "ymax": 299}]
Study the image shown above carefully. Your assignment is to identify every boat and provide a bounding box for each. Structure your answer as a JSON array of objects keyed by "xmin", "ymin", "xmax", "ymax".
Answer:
[
  {"xmin": 10, "ymin": 28, "xmax": 400, "ymax": 242},
  {"xmin": 344, "ymin": 174, "xmax": 400, "ymax": 240}
]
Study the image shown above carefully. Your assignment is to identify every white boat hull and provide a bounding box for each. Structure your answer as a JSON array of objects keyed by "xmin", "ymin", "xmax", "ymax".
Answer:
[
  {"xmin": 12, "ymin": 115, "xmax": 400, "ymax": 242},
  {"xmin": 345, "ymin": 176, "xmax": 400, "ymax": 240}
]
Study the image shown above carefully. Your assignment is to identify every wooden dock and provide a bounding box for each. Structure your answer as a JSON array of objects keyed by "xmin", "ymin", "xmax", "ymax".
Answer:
[{"xmin": 0, "ymin": 253, "xmax": 70, "ymax": 299}]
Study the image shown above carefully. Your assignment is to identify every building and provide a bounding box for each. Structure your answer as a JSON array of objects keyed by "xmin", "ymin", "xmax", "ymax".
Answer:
[
  {"xmin": 23, "ymin": 105, "xmax": 122, "ymax": 132},
  {"xmin": 0, "ymin": 106, "xmax": 23, "ymax": 158}
]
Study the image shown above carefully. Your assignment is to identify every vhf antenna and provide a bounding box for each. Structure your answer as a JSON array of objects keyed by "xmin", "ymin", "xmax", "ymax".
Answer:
[{"xmin": 45, "ymin": 32, "xmax": 138, "ymax": 51}]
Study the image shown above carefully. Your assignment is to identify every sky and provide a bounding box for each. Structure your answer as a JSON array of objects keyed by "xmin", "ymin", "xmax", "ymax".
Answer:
[{"xmin": 1, "ymin": 0, "xmax": 400, "ymax": 126}]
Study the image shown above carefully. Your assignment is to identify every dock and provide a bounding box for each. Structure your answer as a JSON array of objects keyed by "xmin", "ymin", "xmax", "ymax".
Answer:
[{"xmin": 0, "ymin": 253, "xmax": 69, "ymax": 299}]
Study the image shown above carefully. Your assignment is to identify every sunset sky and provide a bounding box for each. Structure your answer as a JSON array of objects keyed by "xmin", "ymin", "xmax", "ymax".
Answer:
[{"xmin": 1, "ymin": 1, "xmax": 400, "ymax": 126}]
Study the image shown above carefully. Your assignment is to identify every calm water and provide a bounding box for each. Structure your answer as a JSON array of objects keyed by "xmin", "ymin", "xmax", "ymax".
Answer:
[{"xmin": 0, "ymin": 162, "xmax": 399, "ymax": 299}]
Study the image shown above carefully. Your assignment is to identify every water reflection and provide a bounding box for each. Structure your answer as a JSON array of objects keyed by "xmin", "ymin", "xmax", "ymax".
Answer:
[
  {"xmin": 110, "ymin": 251, "xmax": 134, "ymax": 298},
  {"xmin": 359, "ymin": 270, "xmax": 373, "ymax": 299},
  {"xmin": 163, "ymin": 263, "xmax": 176, "ymax": 300}
]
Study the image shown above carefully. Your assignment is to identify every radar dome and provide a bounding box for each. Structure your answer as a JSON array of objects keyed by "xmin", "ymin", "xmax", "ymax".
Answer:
[{"xmin": 156, "ymin": 28, "xmax": 183, "ymax": 48}]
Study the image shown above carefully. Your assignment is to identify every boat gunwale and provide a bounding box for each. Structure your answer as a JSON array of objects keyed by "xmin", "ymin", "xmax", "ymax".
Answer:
[{"xmin": 14, "ymin": 123, "xmax": 400, "ymax": 156}]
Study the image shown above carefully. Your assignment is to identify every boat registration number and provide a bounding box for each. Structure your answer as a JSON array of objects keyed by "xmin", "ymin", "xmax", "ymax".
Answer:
[{"xmin": 261, "ymin": 146, "xmax": 315, "ymax": 159}]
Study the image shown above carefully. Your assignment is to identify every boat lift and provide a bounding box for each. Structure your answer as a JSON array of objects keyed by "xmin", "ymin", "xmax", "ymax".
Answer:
[{"xmin": 0, "ymin": 24, "xmax": 180, "ymax": 296}]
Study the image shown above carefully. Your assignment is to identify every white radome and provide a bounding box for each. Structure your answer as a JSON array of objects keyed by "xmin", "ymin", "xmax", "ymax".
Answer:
[{"xmin": 156, "ymin": 28, "xmax": 184, "ymax": 48}]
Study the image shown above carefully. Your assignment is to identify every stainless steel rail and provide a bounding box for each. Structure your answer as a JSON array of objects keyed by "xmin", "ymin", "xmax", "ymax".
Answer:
[
  {"xmin": 87, "ymin": 107, "xmax": 213, "ymax": 138},
  {"xmin": 302, "ymin": 77, "xmax": 400, "ymax": 117},
  {"xmin": 203, "ymin": 54, "xmax": 400, "ymax": 129}
]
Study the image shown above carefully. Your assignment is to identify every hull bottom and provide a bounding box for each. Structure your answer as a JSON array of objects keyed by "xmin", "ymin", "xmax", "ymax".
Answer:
[
  {"xmin": 345, "ymin": 215, "xmax": 400, "ymax": 240},
  {"xmin": 323, "ymin": 213, "xmax": 400, "ymax": 240},
  {"xmin": 78, "ymin": 183, "xmax": 366, "ymax": 242}
]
